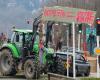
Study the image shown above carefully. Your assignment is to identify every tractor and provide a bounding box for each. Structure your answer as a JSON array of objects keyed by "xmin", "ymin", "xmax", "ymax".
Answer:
[
  {"xmin": 0, "ymin": 17, "xmax": 55, "ymax": 79},
  {"xmin": 0, "ymin": 29, "xmax": 39, "ymax": 78}
]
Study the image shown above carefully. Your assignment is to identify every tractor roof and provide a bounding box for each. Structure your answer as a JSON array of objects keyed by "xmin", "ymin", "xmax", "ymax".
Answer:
[{"xmin": 13, "ymin": 29, "xmax": 33, "ymax": 33}]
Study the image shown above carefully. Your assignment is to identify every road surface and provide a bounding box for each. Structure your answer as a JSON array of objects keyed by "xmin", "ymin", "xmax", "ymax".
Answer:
[
  {"xmin": 0, "ymin": 74, "xmax": 48, "ymax": 80},
  {"xmin": 0, "ymin": 72, "xmax": 99, "ymax": 80}
]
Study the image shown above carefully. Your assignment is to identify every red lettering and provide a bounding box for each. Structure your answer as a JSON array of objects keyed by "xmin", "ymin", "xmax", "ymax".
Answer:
[
  {"xmin": 86, "ymin": 12, "xmax": 94, "ymax": 23},
  {"xmin": 44, "ymin": 9, "xmax": 52, "ymax": 16},
  {"xmin": 76, "ymin": 11, "xmax": 84, "ymax": 23},
  {"xmin": 55, "ymin": 9, "xmax": 65, "ymax": 17},
  {"xmin": 76, "ymin": 11, "xmax": 95, "ymax": 24},
  {"xmin": 44, "ymin": 9, "xmax": 56, "ymax": 17},
  {"xmin": 44, "ymin": 9, "xmax": 66, "ymax": 18}
]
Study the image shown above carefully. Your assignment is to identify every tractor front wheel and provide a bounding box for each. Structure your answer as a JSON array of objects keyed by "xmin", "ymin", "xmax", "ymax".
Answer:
[
  {"xmin": 0, "ymin": 48, "xmax": 17, "ymax": 76},
  {"xmin": 24, "ymin": 59, "xmax": 40, "ymax": 79}
]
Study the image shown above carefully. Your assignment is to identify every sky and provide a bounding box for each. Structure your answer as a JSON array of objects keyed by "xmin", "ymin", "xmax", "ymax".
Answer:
[
  {"xmin": 0, "ymin": 0, "xmax": 47, "ymax": 37},
  {"xmin": 0, "ymin": 0, "xmax": 95, "ymax": 37}
]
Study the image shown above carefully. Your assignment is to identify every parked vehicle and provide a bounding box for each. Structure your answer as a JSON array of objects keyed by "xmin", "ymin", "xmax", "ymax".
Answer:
[{"xmin": 50, "ymin": 52, "xmax": 90, "ymax": 76}]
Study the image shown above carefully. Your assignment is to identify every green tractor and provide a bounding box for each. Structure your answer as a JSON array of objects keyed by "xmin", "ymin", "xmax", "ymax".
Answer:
[
  {"xmin": 0, "ymin": 29, "xmax": 37, "ymax": 78},
  {"xmin": 0, "ymin": 28, "xmax": 54, "ymax": 79},
  {"xmin": 0, "ymin": 16, "xmax": 55, "ymax": 79}
]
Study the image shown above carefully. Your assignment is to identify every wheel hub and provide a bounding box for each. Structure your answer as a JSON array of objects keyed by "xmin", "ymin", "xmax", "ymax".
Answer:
[{"xmin": 27, "ymin": 64, "xmax": 34, "ymax": 75}]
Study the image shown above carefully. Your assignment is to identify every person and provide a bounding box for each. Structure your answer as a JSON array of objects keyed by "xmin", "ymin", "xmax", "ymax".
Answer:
[
  {"xmin": 56, "ymin": 36, "xmax": 63, "ymax": 51},
  {"xmin": 87, "ymin": 31, "xmax": 96, "ymax": 56},
  {"xmin": 45, "ymin": 21, "xmax": 54, "ymax": 47},
  {"xmin": 0, "ymin": 33, "xmax": 2, "ymax": 46},
  {"xmin": 3, "ymin": 33, "xmax": 7, "ymax": 43},
  {"xmin": 0, "ymin": 33, "xmax": 4, "ymax": 46},
  {"xmin": 39, "ymin": 39, "xmax": 44, "ymax": 64},
  {"xmin": 37, "ymin": 21, "xmax": 45, "ymax": 64}
]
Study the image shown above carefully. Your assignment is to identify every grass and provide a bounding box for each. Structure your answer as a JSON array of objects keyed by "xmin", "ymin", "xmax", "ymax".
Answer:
[{"xmin": 81, "ymin": 78, "xmax": 100, "ymax": 80}]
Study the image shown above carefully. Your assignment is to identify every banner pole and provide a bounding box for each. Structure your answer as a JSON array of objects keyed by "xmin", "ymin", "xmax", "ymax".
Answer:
[
  {"xmin": 67, "ymin": 30, "xmax": 69, "ymax": 77},
  {"xmin": 97, "ymin": 36, "xmax": 99, "ymax": 78},
  {"xmin": 78, "ymin": 33, "xmax": 80, "ymax": 51},
  {"xmin": 72, "ymin": 22, "xmax": 76, "ymax": 79}
]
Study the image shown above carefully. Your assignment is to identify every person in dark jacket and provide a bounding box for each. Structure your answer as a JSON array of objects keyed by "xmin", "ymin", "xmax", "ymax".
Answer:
[
  {"xmin": 56, "ymin": 36, "xmax": 63, "ymax": 51},
  {"xmin": 87, "ymin": 31, "xmax": 96, "ymax": 55}
]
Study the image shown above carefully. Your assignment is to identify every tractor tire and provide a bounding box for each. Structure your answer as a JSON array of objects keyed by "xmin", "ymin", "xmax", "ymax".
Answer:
[
  {"xmin": 24, "ymin": 59, "xmax": 40, "ymax": 79},
  {"xmin": 0, "ymin": 48, "xmax": 17, "ymax": 76}
]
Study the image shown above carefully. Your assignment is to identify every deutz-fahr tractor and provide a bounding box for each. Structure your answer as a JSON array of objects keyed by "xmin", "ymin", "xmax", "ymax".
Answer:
[{"xmin": 0, "ymin": 19, "xmax": 55, "ymax": 79}]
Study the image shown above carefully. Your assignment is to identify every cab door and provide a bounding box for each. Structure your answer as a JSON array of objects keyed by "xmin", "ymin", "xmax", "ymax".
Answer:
[{"xmin": 12, "ymin": 32, "xmax": 24, "ymax": 56}]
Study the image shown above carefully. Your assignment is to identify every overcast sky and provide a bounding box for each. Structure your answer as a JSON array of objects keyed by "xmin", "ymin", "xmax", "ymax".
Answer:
[
  {"xmin": 0, "ymin": 0, "xmax": 47, "ymax": 37},
  {"xmin": 0, "ymin": 0, "xmax": 96, "ymax": 37}
]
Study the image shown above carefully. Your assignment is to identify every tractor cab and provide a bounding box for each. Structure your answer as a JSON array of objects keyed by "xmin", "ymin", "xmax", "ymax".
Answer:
[
  {"xmin": 1, "ymin": 29, "xmax": 34, "ymax": 58},
  {"xmin": 11, "ymin": 29, "xmax": 32, "ymax": 46},
  {"xmin": 11, "ymin": 29, "xmax": 34, "ymax": 57}
]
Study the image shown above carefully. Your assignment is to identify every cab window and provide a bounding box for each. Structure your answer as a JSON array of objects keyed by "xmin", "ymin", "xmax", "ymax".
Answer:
[{"xmin": 14, "ymin": 33, "xmax": 23, "ymax": 47}]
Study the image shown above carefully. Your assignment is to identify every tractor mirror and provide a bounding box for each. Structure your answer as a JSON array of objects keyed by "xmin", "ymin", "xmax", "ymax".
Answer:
[{"xmin": 16, "ymin": 34, "xmax": 19, "ymax": 42}]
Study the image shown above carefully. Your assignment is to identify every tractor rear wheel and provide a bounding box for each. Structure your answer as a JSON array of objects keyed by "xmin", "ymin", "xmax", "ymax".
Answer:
[
  {"xmin": 24, "ymin": 59, "xmax": 40, "ymax": 79},
  {"xmin": 0, "ymin": 48, "xmax": 17, "ymax": 76}
]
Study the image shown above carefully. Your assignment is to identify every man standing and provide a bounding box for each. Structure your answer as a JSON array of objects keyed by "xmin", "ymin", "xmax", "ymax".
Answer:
[
  {"xmin": 0, "ymin": 33, "xmax": 2, "ymax": 46},
  {"xmin": 87, "ymin": 31, "xmax": 96, "ymax": 56},
  {"xmin": 56, "ymin": 36, "xmax": 63, "ymax": 51},
  {"xmin": 0, "ymin": 33, "xmax": 4, "ymax": 46}
]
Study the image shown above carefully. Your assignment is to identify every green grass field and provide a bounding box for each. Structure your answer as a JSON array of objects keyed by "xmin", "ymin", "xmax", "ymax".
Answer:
[{"xmin": 81, "ymin": 78, "xmax": 100, "ymax": 80}]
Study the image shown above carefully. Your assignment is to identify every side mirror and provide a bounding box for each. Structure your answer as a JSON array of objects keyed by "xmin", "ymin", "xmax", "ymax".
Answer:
[{"xmin": 16, "ymin": 35, "xmax": 19, "ymax": 42}]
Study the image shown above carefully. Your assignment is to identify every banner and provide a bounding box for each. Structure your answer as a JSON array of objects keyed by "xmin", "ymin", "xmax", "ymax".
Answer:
[{"xmin": 42, "ymin": 6, "xmax": 96, "ymax": 24}]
